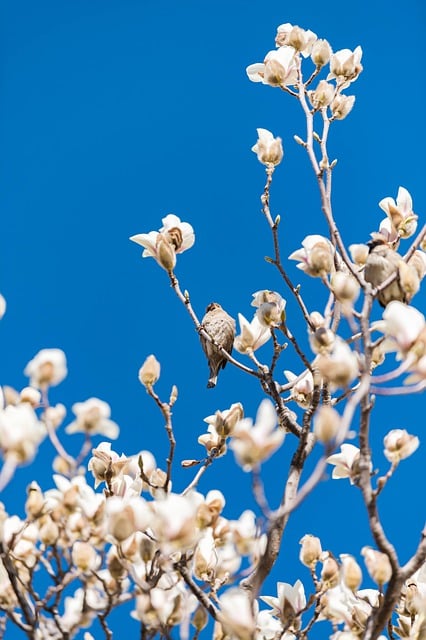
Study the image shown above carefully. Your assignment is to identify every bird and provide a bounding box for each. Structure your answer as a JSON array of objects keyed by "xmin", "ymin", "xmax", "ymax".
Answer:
[
  {"xmin": 200, "ymin": 302, "xmax": 236, "ymax": 388},
  {"xmin": 364, "ymin": 238, "xmax": 407, "ymax": 307}
]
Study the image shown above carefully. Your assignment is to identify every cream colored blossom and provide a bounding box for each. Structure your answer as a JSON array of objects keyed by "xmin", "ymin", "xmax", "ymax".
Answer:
[
  {"xmin": 24, "ymin": 348, "xmax": 67, "ymax": 389},
  {"xmin": 66, "ymin": 398, "xmax": 119, "ymax": 439},
  {"xmin": 349, "ymin": 243, "xmax": 369, "ymax": 267},
  {"xmin": 328, "ymin": 46, "xmax": 363, "ymax": 86},
  {"xmin": 230, "ymin": 399, "xmax": 284, "ymax": 471},
  {"xmin": 310, "ymin": 38, "xmax": 332, "ymax": 66},
  {"xmin": 203, "ymin": 402, "xmax": 243, "ymax": 438},
  {"xmin": 331, "ymin": 94, "xmax": 356, "ymax": 120},
  {"xmin": 260, "ymin": 579, "xmax": 306, "ymax": 622},
  {"xmin": 379, "ymin": 186, "xmax": 418, "ymax": 239},
  {"xmin": 308, "ymin": 80, "xmax": 335, "ymax": 109},
  {"xmin": 299, "ymin": 534, "xmax": 322, "ymax": 570},
  {"xmin": 130, "ymin": 214, "xmax": 195, "ymax": 271},
  {"xmin": 383, "ymin": 429, "xmax": 419, "ymax": 463},
  {"xmin": 0, "ymin": 295, "xmax": 6, "ymax": 320},
  {"xmin": 246, "ymin": 46, "xmax": 298, "ymax": 87},
  {"xmin": 275, "ymin": 23, "xmax": 317, "ymax": 56},
  {"xmin": 252, "ymin": 128, "xmax": 283, "ymax": 166},
  {"xmin": 314, "ymin": 405, "xmax": 341, "ymax": 443},
  {"xmin": 251, "ymin": 290, "xmax": 286, "ymax": 327},
  {"xmin": 218, "ymin": 588, "xmax": 256, "ymax": 640},
  {"xmin": 317, "ymin": 337, "xmax": 359, "ymax": 387},
  {"xmin": 138, "ymin": 354, "xmax": 161, "ymax": 387},
  {"xmin": 288, "ymin": 234, "xmax": 334, "ymax": 277},
  {"xmin": 0, "ymin": 404, "xmax": 46, "ymax": 464},
  {"xmin": 361, "ymin": 547, "xmax": 392, "ymax": 588},
  {"xmin": 326, "ymin": 444, "xmax": 362, "ymax": 483},
  {"xmin": 234, "ymin": 313, "xmax": 271, "ymax": 354},
  {"xmin": 284, "ymin": 369, "xmax": 314, "ymax": 408}
]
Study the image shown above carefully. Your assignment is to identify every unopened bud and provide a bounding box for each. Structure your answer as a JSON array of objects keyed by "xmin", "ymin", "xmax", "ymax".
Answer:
[
  {"xmin": 311, "ymin": 39, "xmax": 332, "ymax": 67},
  {"xmin": 310, "ymin": 327, "xmax": 335, "ymax": 354},
  {"xmin": 72, "ymin": 541, "xmax": 97, "ymax": 572},
  {"xmin": 308, "ymin": 80, "xmax": 334, "ymax": 109},
  {"xmin": 398, "ymin": 261, "xmax": 420, "ymax": 299},
  {"xmin": 309, "ymin": 311, "xmax": 326, "ymax": 329},
  {"xmin": 349, "ymin": 243, "xmax": 369, "ymax": 266},
  {"xmin": 39, "ymin": 517, "xmax": 59, "ymax": 546},
  {"xmin": 293, "ymin": 135, "xmax": 306, "ymax": 147},
  {"xmin": 156, "ymin": 235, "xmax": 176, "ymax": 272},
  {"xmin": 340, "ymin": 554, "xmax": 362, "ymax": 591},
  {"xmin": 169, "ymin": 384, "xmax": 178, "ymax": 405},
  {"xmin": 314, "ymin": 405, "xmax": 340, "ymax": 443},
  {"xmin": 149, "ymin": 468, "xmax": 168, "ymax": 497},
  {"xmin": 361, "ymin": 547, "xmax": 392, "ymax": 588},
  {"xmin": 321, "ymin": 555, "xmax": 340, "ymax": 588},
  {"xmin": 139, "ymin": 355, "xmax": 161, "ymax": 388},
  {"xmin": 108, "ymin": 552, "xmax": 126, "ymax": 580},
  {"xmin": 309, "ymin": 242, "xmax": 334, "ymax": 275},
  {"xmin": 192, "ymin": 604, "xmax": 208, "ymax": 631},
  {"xmin": 252, "ymin": 128, "xmax": 284, "ymax": 166},
  {"xmin": 405, "ymin": 583, "xmax": 420, "ymax": 616},
  {"xmin": 299, "ymin": 534, "xmax": 322, "ymax": 569},
  {"xmin": 25, "ymin": 482, "xmax": 45, "ymax": 518},
  {"xmin": 331, "ymin": 95, "xmax": 355, "ymax": 120},
  {"xmin": 332, "ymin": 272, "xmax": 360, "ymax": 305}
]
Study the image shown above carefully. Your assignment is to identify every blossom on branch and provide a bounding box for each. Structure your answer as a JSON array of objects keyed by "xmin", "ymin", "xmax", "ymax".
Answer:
[
  {"xmin": 246, "ymin": 46, "xmax": 298, "ymax": 87},
  {"xmin": 326, "ymin": 444, "xmax": 363, "ymax": 484},
  {"xmin": 65, "ymin": 397, "xmax": 119, "ymax": 439},
  {"xmin": 328, "ymin": 46, "xmax": 363, "ymax": 86},
  {"xmin": 383, "ymin": 429, "xmax": 419, "ymax": 463},
  {"xmin": 288, "ymin": 234, "xmax": 334, "ymax": 277},
  {"xmin": 234, "ymin": 312, "xmax": 271, "ymax": 354},
  {"xmin": 252, "ymin": 128, "xmax": 284, "ymax": 166},
  {"xmin": 130, "ymin": 214, "xmax": 194, "ymax": 272},
  {"xmin": 24, "ymin": 348, "xmax": 67, "ymax": 389},
  {"xmin": 251, "ymin": 289, "xmax": 286, "ymax": 327},
  {"xmin": 230, "ymin": 399, "xmax": 284, "ymax": 471},
  {"xmin": 379, "ymin": 186, "xmax": 418, "ymax": 239}
]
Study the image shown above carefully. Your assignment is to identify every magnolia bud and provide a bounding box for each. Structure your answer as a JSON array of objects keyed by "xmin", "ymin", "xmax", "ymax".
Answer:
[
  {"xmin": 311, "ymin": 39, "xmax": 332, "ymax": 66},
  {"xmin": 108, "ymin": 551, "xmax": 126, "ymax": 580},
  {"xmin": 309, "ymin": 311, "xmax": 326, "ymax": 329},
  {"xmin": 39, "ymin": 517, "xmax": 60, "ymax": 546},
  {"xmin": 340, "ymin": 554, "xmax": 362, "ymax": 591},
  {"xmin": 309, "ymin": 242, "xmax": 334, "ymax": 275},
  {"xmin": 314, "ymin": 405, "xmax": 340, "ymax": 443},
  {"xmin": 332, "ymin": 272, "xmax": 360, "ymax": 305},
  {"xmin": 299, "ymin": 534, "xmax": 322, "ymax": 569},
  {"xmin": 156, "ymin": 235, "xmax": 176, "ymax": 272},
  {"xmin": 139, "ymin": 355, "xmax": 161, "ymax": 388},
  {"xmin": 331, "ymin": 95, "xmax": 355, "ymax": 120},
  {"xmin": 321, "ymin": 555, "xmax": 340, "ymax": 588},
  {"xmin": 252, "ymin": 128, "xmax": 284, "ymax": 166},
  {"xmin": 149, "ymin": 468, "xmax": 168, "ymax": 497},
  {"xmin": 308, "ymin": 80, "xmax": 335, "ymax": 109},
  {"xmin": 349, "ymin": 243, "xmax": 369, "ymax": 266},
  {"xmin": 361, "ymin": 547, "xmax": 392, "ymax": 588},
  {"xmin": 25, "ymin": 482, "xmax": 45, "ymax": 518},
  {"xmin": 398, "ymin": 261, "xmax": 420, "ymax": 299},
  {"xmin": 72, "ymin": 541, "xmax": 98, "ymax": 572},
  {"xmin": 192, "ymin": 605, "xmax": 208, "ymax": 631},
  {"xmin": 310, "ymin": 327, "xmax": 335, "ymax": 354}
]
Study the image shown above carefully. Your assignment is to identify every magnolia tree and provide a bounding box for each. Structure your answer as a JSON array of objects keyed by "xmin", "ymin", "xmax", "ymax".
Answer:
[{"xmin": 1, "ymin": 21, "xmax": 426, "ymax": 640}]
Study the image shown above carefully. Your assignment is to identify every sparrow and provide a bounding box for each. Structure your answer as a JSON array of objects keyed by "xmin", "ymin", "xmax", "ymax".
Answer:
[
  {"xmin": 364, "ymin": 238, "xmax": 407, "ymax": 307},
  {"xmin": 200, "ymin": 302, "xmax": 236, "ymax": 388}
]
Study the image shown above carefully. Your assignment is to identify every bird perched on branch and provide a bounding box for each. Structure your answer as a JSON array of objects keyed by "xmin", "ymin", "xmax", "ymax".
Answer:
[
  {"xmin": 364, "ymin": 238, "xmax": 407, "ymax": 307},
  {"xmin": 200, "ymin": 302, "xmax": 236, "ymax": 388}
]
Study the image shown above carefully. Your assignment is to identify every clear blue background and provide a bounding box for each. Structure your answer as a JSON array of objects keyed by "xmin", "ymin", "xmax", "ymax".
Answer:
[{"xmin": 1, "ymin": 0, "xmax": 425, "ymax": 638}]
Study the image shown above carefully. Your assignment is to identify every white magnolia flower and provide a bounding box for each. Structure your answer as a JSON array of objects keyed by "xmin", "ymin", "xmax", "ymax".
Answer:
[
  {"xmin": 203, "ymin": 402, "xmax": 244, "ymax": 438},
  {"xmin": 317, "ymin": 337, "xmax": 359, "ymax": 388},
  {"xmin": 284, "ymin": 369, "xmax": 314, "ymax": 408},
  {"xmin": 24, "ymin": 348, "xmax": 67, "ymax": 389},
  {"xmin": 288, "ymin": 234, "xmax": 334, "ymax": 277},
  {"xmin": 331, "ymin": 94, "xmax": 356, "ymax": 120},
  {"xmin": 261, "ymin": 579, "xmax": 306, "ymax": 620},
  {"xmin": 328, "ymin": 46, "xmax": 363, "ymax": 86},
  {"xmin": 349, "ymin": 243, "xmax": 369, "ymax": 267},
  {"xmin": 252, "ymin": 128, "xmax": 283, "ymax": 166},
  {"xmin": 381, "ymin": 301, "xmax": 425, "ymax": 353},
  {"xmin": 218, "ymin": 588, "xmax": 256, "ymax": 640},
  {"xmin": 151, "ymin": 492, "xmax": 202, "ymax": 553},
  {"xmin": 379, "ymin": 186, "xmax": 418, "ymax": 239},
  {"xmin": 106, "ymin": 495, "xmax": 152, "ymax": 542},
  {"xmin": 256, "ymin": 609, "xmax": 284, "ymax": 640},
  {"xmin": 193, "ymin": 528, "xmax": 217, "ymax": 581},
  {"xmin": 66, "ymin": 398, "xmax": 119, "ymax": 439},
  {"xmin": 234, "ymin": 313, "xmax": 271, "ymax": 354},
  {"xmin": 246, "ymin": 46, "xmax": 298, "ymax": 87},
  {"xmin": 251, "ymin": 290, "xmax": 286, "ymax": 327},
  {"xmin": 0, "ymin": 404, "xmax": 46, "ymax": 464},
  {"xmin": 383, "ymin": 429, "xmax": 419, "ymax": 463},
  {"xmin": 326, "ymin": 444, "xmax": 363, "ymax": 483},
  {"xmin": 275, "ymin": 23, "xmax": 317, "ymax": 57},
  {"xmin": 230, "ymin": 399, "xmax": 284, "ymax": 471},
  {"xmin": 130, "ymin": 214, "xmax": 195, "ymax": 270}
]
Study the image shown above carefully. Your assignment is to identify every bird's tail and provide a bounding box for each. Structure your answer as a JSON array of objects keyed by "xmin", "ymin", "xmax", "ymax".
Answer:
[{"xmin": 207, "ymin": 375, "xmax": 217, "ymax": 389}]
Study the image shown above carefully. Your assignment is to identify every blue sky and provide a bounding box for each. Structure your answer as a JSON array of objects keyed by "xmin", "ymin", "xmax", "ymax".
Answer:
[{"xmin": 1, "ymin": 0, "xmax": 425, "ymax": 637}]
